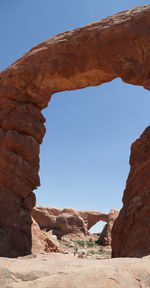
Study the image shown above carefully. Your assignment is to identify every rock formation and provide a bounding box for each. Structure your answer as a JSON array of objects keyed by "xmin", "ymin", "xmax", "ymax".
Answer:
[
  {"xmin": 31, "ymin": 218, "xmax": 59, "ymax": 254},
  {"xmin": 1, "ymin": 253, "xmax": 150, "ymax": 287},
  {"xmin": 0, "ymin": 4, "xmax": 150, "ymax": 256},
  {"xmin": 32, "ymin": 206, "xmax": 61, "ymax": 231},
  {"xmin": 112, "ymin": 127, "xmax": 150, "ymax": 257},
  {"xmin": 97, "ymin": 209, "xmax": 119, "ymax": 246},
  {"xmin": 78, "ymin": 210, "xmax": 108, "ymax": 230},
  {"xmin": 54, "ymin": 208, "xmax": 87, "ymax": 238},
  {"xmin": 33, "ymin": 207, "xmax": 108, "ymax": 238}
]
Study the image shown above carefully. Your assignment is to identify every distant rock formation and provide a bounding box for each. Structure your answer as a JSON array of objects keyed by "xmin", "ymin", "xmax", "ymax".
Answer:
[
  {"xmin": 32, "ymin": 207, "xmax": 61, "ymax": 231},
  {"xmin": 78, "ymin": 210, "xmax": 108, "ymax": 230},
  {"xmin": 97, "ymin": 209, "xmax": 119, "ymax": 246},
  {"xmin": 54, "ymin": 208, "xmax": 87, "ymax": 238},
  {"xmin": 33, "ymin": 207, "xmax": 108, "ymax": 239},
  {"xmin": 31, "ymin": 218, "xmax": 60, "ymax": 254},
  {"xmin": 0, "ymin": 4, "xmax": 150, "ymax": 256}
]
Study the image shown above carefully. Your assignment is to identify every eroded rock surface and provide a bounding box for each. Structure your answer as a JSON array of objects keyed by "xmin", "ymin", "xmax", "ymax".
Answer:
[
  {"xmin": 98, "ymin": 209, "xmax": 119, "ymax": 246},
  {"xmin": 0, "ymin": 4, "xmax": 150, "ymax": 256},
  {"xmin": 78, "ymin": 209, "xmax": 108, "ymax": 230},
  {"xmin": 112, "ymin": 127, "xmax": 150, "ymax": 257},
  {"xmin": 31, "ymin": 218, "xmax": 59, "ymax": 254},
  {"xmin": 0, "ymin": 253, "xmax": 150, "ymax": 288},
  {"xmin": 32, "ymin": 206, "xmax": 61, "ymax": 230},
  {"xmin": 54, "ymin": 208, "xmax": 87, "ymax": 238},
  {"xmin": 33, "ymin": 207, "xmax": 108, "ymax": 238}
]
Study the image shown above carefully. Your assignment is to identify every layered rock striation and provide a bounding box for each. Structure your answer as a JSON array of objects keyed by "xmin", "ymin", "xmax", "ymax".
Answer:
[
  {"xmin": 0, "ymin": 100, "xmax": 45, "ymax": 256},
  {"xmin": 0, "ymin": 4, "xmax": 150, "ymax": 256}
]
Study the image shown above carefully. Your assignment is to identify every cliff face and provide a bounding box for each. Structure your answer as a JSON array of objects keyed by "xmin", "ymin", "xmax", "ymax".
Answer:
[
  {"xmin": 112, "ymin": 127, "xmax": 150, "ymax": 257},
  {"xmin": 0, "ymin": 4, "xmax": 150, "ymax": 256}
]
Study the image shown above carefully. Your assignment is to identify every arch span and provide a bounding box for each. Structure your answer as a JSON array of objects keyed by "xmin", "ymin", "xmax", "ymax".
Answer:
[
  {"xmin": 32, "ymin": 207, "xmax": 108, "ymax": 237},
  {"xmin": 0, "ymin": 4, "xmax": 150, "ymax": 257}
]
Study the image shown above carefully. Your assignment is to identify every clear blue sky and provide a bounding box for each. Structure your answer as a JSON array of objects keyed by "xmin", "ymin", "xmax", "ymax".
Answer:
[{"xmin": 1, "ymin": 0, "xmax": 150, "ymax": 232}]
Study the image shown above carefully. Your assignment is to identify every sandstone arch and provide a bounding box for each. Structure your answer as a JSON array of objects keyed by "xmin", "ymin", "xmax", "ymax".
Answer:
[
  {"xmin": 0, "ymin": 4, "xmax": 150, "ymax": 257},
  {"xmin": 32, "ymin": 206, "xmax": 108, "ymax": 236}
]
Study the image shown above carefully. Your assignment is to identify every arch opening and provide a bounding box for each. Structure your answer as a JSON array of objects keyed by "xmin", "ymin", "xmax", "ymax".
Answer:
[
  {"xmin": 89, "ymin": 221, "xmax": 106, "ymax": 234},
  {"xmin": 0, "ymin": 4, "xmax": 150, "ymax": 257},
  {"xmin": 37, "ymin": 78, "xmax": 150, "ymax": 212}
]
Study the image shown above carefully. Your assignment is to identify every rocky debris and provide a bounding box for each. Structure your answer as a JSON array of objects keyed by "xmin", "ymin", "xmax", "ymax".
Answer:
[
  {"xmin": 112, "ymin": 127, "xmax": 150, "ymax": 257},
  {"xmin": 0, "ymin": 4, "xmax": 150, "ymax": 256},
  {"xmin": 58, "ymin": 235, "xmax": 111, "ymax": 259},
  {"xmin": 33, "ymin": 207, "xmax": 108, "ymax": 238},
  {"xmin": 31, "ymin": 218, "xmax": 60, "ymax": 254},
  {"xmin": 0, "ymin": 253, "xmax": 150, "ymax": 288},
  {"xmin": 97, "ymin": 209, "xmax": 119, "ymax": 246}
]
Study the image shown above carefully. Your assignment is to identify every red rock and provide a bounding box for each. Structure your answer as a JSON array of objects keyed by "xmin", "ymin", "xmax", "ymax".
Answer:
[
  {"xmin": 31, "ymin": 218, "xmax": 59, "ymax": 254},
  {"xmin": 4, "ymin": 130, "xmax": 40, "ymax": 169},
  {"xmin": 33, "ymin": 207, "xmax": 108, "ymax": 238},
  {"xmin": 112, "ymin": 127, "xmax": 150, "ymax": 257},
  {"xmin": 78, "ymin": 210, "xmax": 108, "ymax": 230},
  {"xmin": 54, "ymin": 208, "xmax": 87, "ymax": 238},
  {"xmin": 0, "ymin": 4, "xmax": 150, "ymax": 256},
  {"xmin": 97, "ymin": 209, "xmax": 119, "ymax": 246},
  {"xmin": 32, "ymin": 206, "xmax": 61, "ymax": 230},
  {"xmin": 0, "ymin": 187, "xmax": 32, "ymax": 257}
]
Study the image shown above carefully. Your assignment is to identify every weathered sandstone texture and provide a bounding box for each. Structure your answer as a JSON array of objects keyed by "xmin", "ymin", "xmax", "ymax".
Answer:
[
  {"xmin": 1, "ymin": 253, "xmax": 150, "ymax": 288},
  {"xmin": 32, "ymin": 206, "xmax": 61, "ymax": 231},
  {"xmin": 54, "ymin": 208, "xmax": 87, "ymax": 238},
  {"xmin": 112, "ymin": 127, "xmax": 150, "ymax": 257},
  {"xmin": 33, "ymin": 207, "xmax": 108, "ymax": 238},
  {"xmin": 0, "ymin": 4, "xmax": 150, "ymax": 256},
  {"xmin": 78, "ymin": 209, "xmax": 108, "ymax": 230},
  {"xmin": 98, "ymin": 209, "xmax": 119, "ymax": 246},
  {"xmin": 31, "ymin": 218, "xmax": 59, "ymax": 254}
]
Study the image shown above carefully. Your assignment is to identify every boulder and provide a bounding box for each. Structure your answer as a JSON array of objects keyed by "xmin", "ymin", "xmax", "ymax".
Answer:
[{"xmin": 54, "ymin": 208, "xmax": 87, "ymax": 238}]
